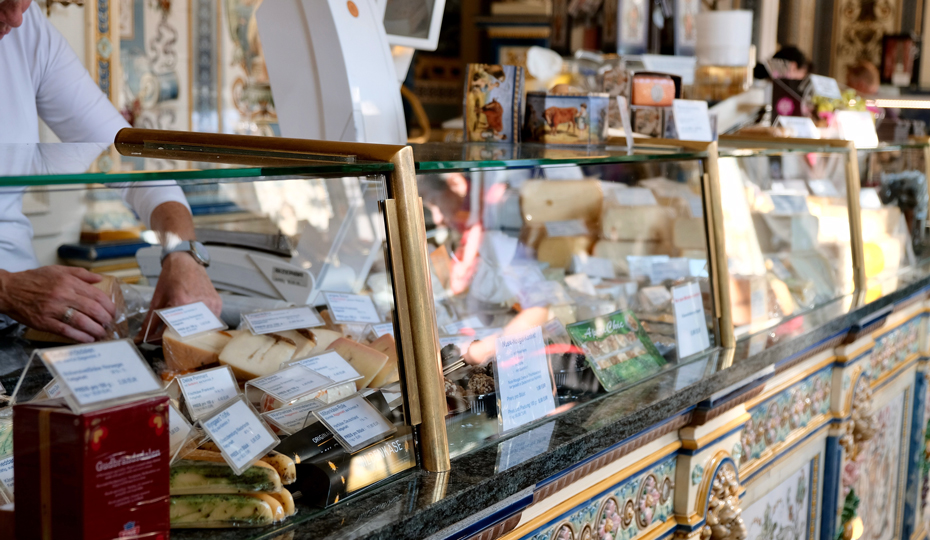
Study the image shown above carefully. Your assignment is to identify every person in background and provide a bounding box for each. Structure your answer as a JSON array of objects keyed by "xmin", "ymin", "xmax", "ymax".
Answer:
[
  {"xmin": 0, "ymin": 0, "xmax": 221, "ymax": 343},
  {"xmin": 846, "ymin": 59, "xmax": 881, "ymax": 96},
  {"xmin": 754, "ymin": 46, "xmax": 811, "ymax": 80}
]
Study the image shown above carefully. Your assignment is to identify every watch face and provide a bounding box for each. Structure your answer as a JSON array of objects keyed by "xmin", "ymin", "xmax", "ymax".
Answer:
[{"xmin": 193, "ymin": 242, "xmax": 211, "ymax": 265}]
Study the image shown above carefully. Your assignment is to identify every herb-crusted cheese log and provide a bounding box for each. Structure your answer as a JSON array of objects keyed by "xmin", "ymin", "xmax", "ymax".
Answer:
[
  {"xmin": 170, "ymin": 494, "xmax": 276, "ymax": 528},
  {"xmin": 219, "ymin": 332, "xmax": 297, "ymax": 379},
  {"xmin": 327, "ymin": 338, "xmax": 389, "ymax": 390},
  {"xmin": 169, "ymin": 460, "xmax": 282, "ymax": 495}
]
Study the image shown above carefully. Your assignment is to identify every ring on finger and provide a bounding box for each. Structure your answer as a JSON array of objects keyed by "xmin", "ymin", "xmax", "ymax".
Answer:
[{"xmin": 62, "ymin": 307, "xmax": 76, "ymax": 324}]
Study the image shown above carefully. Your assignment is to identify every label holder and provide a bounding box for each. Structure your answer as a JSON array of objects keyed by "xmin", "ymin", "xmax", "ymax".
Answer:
[
  {"xmin": 199, "ymin": 396, "xmax": 280, "ymax": 475},
  {"xmin": 243, "ymin": 305, "xmax": 325, "ymax": 335},
  {"xmin": 151, "ymin": 301, "xmax": 227, "ymax": 342},
  {"xmin": 312, "ymin": 394, "xmax": 397, "ymax": 454},
  {"xmin": 177, "ymin": 365, "xmax": 241, "ymax": 421},
  {"xmin": 245, "ymin": 364, "xmax": 335, "ymax": 412}
]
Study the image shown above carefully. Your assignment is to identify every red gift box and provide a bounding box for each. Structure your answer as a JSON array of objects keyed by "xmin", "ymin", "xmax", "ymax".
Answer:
[{"xmin": 14, "ymin": 396, "xmax": 170, "ymax": 540}]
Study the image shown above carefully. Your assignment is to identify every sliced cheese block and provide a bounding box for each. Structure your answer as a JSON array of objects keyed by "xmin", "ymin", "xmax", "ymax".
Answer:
[
  {"xmin": 593, "ymin": 240, "xmax": 671, "ymax": 275},
  {"xmin": 261, "ymin": 452, "xmax": 297, "ymax": 485},
  {"xmin": 601, "ymin": 206, "xmax": 674, "ymax": 242},
  {"xmin": 672, "ymin": 217, "xmax": 706, "ymax": 250},
  {"xmin": 302, "ymin": 328, "xmax": 344, "ymax": 357},
  {"xmin": 163, "ymin": 329, "xmax": 235, "ymax": 372},
  {"xmin": 368, "ymin": 334, "xmax": 400, "ymax": 387},
  {"xmin": 536, "ymin": 236, "xmax": 593, "ymax": 269},
  {"xmin": 219, "ymin": 332, "xmax": 297, "ymax": 380},
  {"xmin": 520, "ymin": 180, "xmax": 603, "ymax": 223},
  {"xmin": 170, "ymin": 494, "xmax": 276, "ymax": 528},
  {"xmin": 276, "ymin": 329, "xmax": 318, "ymax": 359},
  {"xmin": 169, "ymin": 460, "xmax": 282, "ymax": 495},
  {"xmin": 328, "ymin": 338, "xmax": 389, "ymax": 390}
]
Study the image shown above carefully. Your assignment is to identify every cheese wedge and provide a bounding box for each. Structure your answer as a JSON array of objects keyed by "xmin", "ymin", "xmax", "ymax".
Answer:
[
  {"xmin": 368, "ymin": 334, "xmax": 400, "ymax": 387},
  {"xmin": 328, "ymin": 338, "xmax": 389, "ymax": 390},
  {"xmin": 299, "ymin": 328, "xmax": 343, "ymax": 357},
  {"xmin": 163, "ymin": 329, "xmax": 235, "ymax": 372},
  {"xmin": 219, "ymin": 332, "xmax": 297, "ymax": 380},
  {"xmin": 170, "ymin": 494, "xmax": 276, "ymax": 528},
  {"xmin": 169, "ymin": 460, "xmax": 282, "ymax": 495}
]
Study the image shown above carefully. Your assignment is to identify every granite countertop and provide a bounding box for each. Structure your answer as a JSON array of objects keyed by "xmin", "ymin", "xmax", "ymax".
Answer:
[{"xmin": 4, "ymin": 272, "xmax": 929, "ymax": 540}]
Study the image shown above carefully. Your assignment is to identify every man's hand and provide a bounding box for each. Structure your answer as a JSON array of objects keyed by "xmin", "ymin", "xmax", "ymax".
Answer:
[
  {"xmin": 0, "ymin": 266, "xmax": 117, "ymax": 343},
  {"xmin": 140, "ymin": 252, "xmax": 222, "ymax": 341}
]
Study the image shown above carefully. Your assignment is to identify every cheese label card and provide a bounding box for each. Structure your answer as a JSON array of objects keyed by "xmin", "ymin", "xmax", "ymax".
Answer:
[
  {"xmin": 649, "ymin": 257, "xmax": 689, "ymax": 284},
  {"xmin": 672, "ymin": 282, "xmax": 711, "ymax": 358},
  {"xmin": 775, "ymin": 116, "xmax": 820, "ymax": 139},
  {"xmin": 518, "ymin": 280, "xmax": 571, "ymax": 309},
  {"xmin": 0, "ymin": 455, "xmax": 12, "ymax": 496},
  {"xmin": 689, "ymin": 259, "xmax": 709, "ymax": 278},
  {"xmin": 544, "ymin": 219, "xmax": 589, "ymax": 237},
  {"xmin": 494, "ymin": 327, "xmax": 556, "ymax": 432},
  {"xmin": 244, "ymin": 306, "xmax": 324, "ymax": 335},
  {"xmin": 168, "ymin": 403, "xmax": 193, "ymax": 458},
  {"xmin": 808, "ymin": 74, "xmax": 842, "ymax": 99},
  {"xmin": 156, "ymin": 302, "xmax": 225, "ymax": 339},
  {"xmin": 567, "ymin": 310, "xmax": 665, "ymax": 391},
  {"xmin": 371, "ymin": 323, "xmax": 395, "ymax": 338},
  {"xmin": 249, "ymin": 365, "xmax": 334, "ymax": 403},
  {"xmin": 313, "ymin": 394, "xmax": 397, "ymax": 453},
  {"xmin": 860, "ymin": 187, "xmax": 883, "ymax": 209},
  {"xmin": 323, "ymin": 292, "xmax": 381, "ymax": 324},
  {"xmin": 177, "ymin": 365, "xmax": 240, "ymax": 420},
  {"xmin": 293, "ymin": 351, "xmax": 362, "ymax": 385},
  {"xmin": 444, "ymin": 316, "xmax": 486, "ymax": 335},
  {"xmin": 263, "ymin": 401, "xmax": 321, "ymax": 434},
  {"xmin": 808, "ymin": 179, "xmax": 841, "ymax": 198},
  {"xmin": 627, "ymin": 255, "xmax": 670, "ymax": 280},
  {"xmin": 39, "ymin": 340, "xmax": 162, "ymax": 410},
  {"xmin": 836, "ymin": 110, "xmax": 878, "ymax": 148},
  {"xmin": 201, "ymin": 397, "xmax": 279, "ymax": 475},
  {"xmin": 496, "ymin": 422, "xmax": 555, "ymax": 473},
  {"xmin": 571, "ymin": 254, "xmax": 616, "ymax": 279},
  {"xmin": 671, "ymin": 99, "xmax": 713, "ymax": 141}
]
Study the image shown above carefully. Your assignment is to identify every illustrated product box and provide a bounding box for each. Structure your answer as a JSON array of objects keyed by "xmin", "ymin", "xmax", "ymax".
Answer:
[
  {"xmin": 631, "ymin": 106, "xmax": 665, "ymax": 137},
  {"xmin": 464, "ymin": 64, "xmax": 526, "ymax": 142},
  {"xmin": 523, "ymin": 92, "xmax": 610, "ymax": 145},
  {"xmin": 14, "ymin": 396, "xmax": 170, "ymax": 540}
]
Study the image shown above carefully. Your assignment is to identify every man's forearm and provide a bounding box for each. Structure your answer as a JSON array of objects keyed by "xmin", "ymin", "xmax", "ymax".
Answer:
[{"xmin": 149, "ymin": 201, "xmax": 197, "ymax": 248}]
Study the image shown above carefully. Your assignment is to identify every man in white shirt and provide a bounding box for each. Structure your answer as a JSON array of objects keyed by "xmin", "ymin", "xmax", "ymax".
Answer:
[{"xmin": 0, "ymin": 0, "xmax": 221, "ymax": 342}]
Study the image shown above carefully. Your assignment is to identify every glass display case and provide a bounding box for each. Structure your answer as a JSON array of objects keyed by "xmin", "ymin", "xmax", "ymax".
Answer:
[
  {"xmin": 716, "ymin": 137, "xmax": 860, "ymax": 338},
  {"xmin": 857, "ymin": 143, "xmax": 930, "ymax": 300}
]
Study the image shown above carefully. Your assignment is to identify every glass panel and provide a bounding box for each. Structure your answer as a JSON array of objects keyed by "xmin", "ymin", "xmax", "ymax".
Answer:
[
  {"xmin": 0, "ymin": 173, "xmax": 417, "ymax": 511},
  {"xmin": 858, "ymin": 145, "xmax": 928, "ymax": 301},
  {"xmin": 718, "ymin": 150, "xmax": 854, "ymax": 339},
  {"xmin": 418, "ymin": 158, "xmax": 720, "ymax": 458}
]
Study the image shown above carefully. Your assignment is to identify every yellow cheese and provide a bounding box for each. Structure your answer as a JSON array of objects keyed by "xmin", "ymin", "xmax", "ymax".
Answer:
[
  {"xmin": 163, "ymin": 329, "xmax": 235, "ymax": 372},
  {"xmin": 169, "ymin": 494, "xmax": 276, "ymax": 528},
  {"xmin": 243, "ymin": 493, "xmax": 285, "ymax": 523},
  {"xmin": 328, "ymin": 338, "xmax": 389, "ymax": 390},
  {"xmin": 276, "ymin": 329, "xmax": 319, "ymax": 359},
  {"xmin": 592, "ymin": 240, "xmax": 670, "ymax": 274},
  {"xmin": 672, "ymin": 217, "xmax": 706, "ymax": 250},
  {"xmin": 269, "ymin": 489, "xmax": 296, "ymax": 517},
  {"xmin": 601, "ymin": 206, "xmax": 674, "ymax": 242},
  {"xmin": 368, "ymin": 335, "xmax": 400, "ymax": 387},
  {"xmin": 537, "ymin": 236, "xmax": 593, "ymax": 269},
  {"xmin": 520, "ymin": 180, "xmax": 603, "ymax": 223},
  {"xmin": 219, "ymin": 332, "xmax": 297, "ymax": 380},
  {"xmin": 301, "ymin": 328, "xmax": 343, "ymax": 356},
  {"xmin": 548, "ymin": 304, "xmax": 577, "ymax": 326}
]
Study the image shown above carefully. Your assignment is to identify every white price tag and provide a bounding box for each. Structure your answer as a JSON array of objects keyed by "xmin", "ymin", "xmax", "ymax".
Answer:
[
  {"xmin": 564, "ymin": 273, "xmax": 597, "ymax": 296},
  {"xmin": 250, "ymin": 365, "xmax": 334, "ymax": 403},
  {"xmin": 860, "ymin": 187, "xmax": 883, "ymax": 209},
  {"xmin": 371, "ymin": 323, "xmax": 395, "ymax": 338},
  {"xmin": 495, "ymin": 327, "xmax": 556, "ymax": 432},
  {"xmin": 177, "ymin": 366, "xmax": 239, "ymax": 420},
  {"xmin": 156, "ymin": 302, "xmax": 225, "ymax": 339},
  {"xmin": 627, "ymin": 255, "xmax": 670, "ymax": 280},
  {"xmin": 497, "ymin": 422, "xmax": 555, "ymax": 472},
  {"xmin": 39, "ymin": 340, "xmax": 161, "ymax": 409},
  {"xmin": 201, "ymin": 398, "xmax": 279, "ymax": 474},
  {"xmin": 168, "ymin": 403, "xmax": 193, "ymax": 457},
  {"xmin": 323, "ymin": 292, "xmax": 381, "ymax": 324},
  {"xmin": 809, "ymin": 179, "xmax": 841, "ymax": 198},
  {"xmin": 671, "ymin": 99, "xmax": 713, "ymax": 142},
  {"xmin": 294, "ymin": 351, "xmax": 362, "ymax": 385},
  {"xmin": 808, "ymin": 74, "xmax": 842, "ymax": 99},
  {"xmin": 263, "ymin": 401, "xmax": 320, "ymax": 434},
  {"xmin": 444, "ymin": 317, "xmax": 486, "ymax": 335},
  {"xmin": 688, "ymin": 259, "xmax": 709, "ymax": 278},
  {"xmin": 571, "ymin": 254, "xmax": 616, "ymax": 279},
  {"xmin": 672, "ymin": 282, "xmax": 711, "ymax": 358},
  {"xmin": 836, "ymin": 110, "xmax": 878, "ymax": 148},
  {"xmin": 611, "ymin": 187, "xmax": 658, "ymax": 206},
  {"xmin": 776, "ymin": 116, "xmax": 821, "ymax": 138},
  {"xmin": 649, "ymin": 258, "xmax": 688, "ymax": 284},
  {"xmin": 0, "ymin": 456, "xmax": 12, "ymax": 495},
  {"xmin": 618, "ymin": 96, "xmax": 634, "ymax": 150},
  {"xmin": 314, "ymin": 395, "xmax": 397, "ymax": 452},
  {"xmin": 245, "ymin": 306, "xmax": 324, "ymax": 335},
  {"xmin": 544, "ymin": 219, "xmax": 589, "ymax": 237}
]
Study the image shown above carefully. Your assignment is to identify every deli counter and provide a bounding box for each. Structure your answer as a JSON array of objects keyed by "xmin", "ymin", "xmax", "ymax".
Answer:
[{"xmin": 1, "ymin": 132, "xmax": 930, "ymax": 540}]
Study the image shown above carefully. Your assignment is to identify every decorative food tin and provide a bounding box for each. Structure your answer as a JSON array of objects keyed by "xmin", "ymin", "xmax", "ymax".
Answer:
[
  {"xmin": 523, "ymin": 92, "xmax": 611, "ymax": 145},
  {"xmin": 464, "ymin": 64, "xmax": 526, "ymax": 143}
]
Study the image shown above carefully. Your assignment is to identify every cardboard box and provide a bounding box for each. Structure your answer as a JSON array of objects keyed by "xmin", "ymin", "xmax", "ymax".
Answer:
[
  {"xmin": 523, "ymin": 92, "xmax": 610, "ymax": 145},
  {"xmin": 14, "ymin": 396, "xmax": 170, "ymax": 540}
]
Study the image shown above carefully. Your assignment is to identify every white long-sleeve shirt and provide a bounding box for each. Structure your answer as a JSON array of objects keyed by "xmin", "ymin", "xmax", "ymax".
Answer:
[{"xmin": 0, "ymin": 4, "xmax": 189, "ymax": 272}]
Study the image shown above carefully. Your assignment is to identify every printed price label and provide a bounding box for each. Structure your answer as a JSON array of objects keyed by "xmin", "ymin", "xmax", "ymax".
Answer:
[
  {"xmin": 0, "ymin": 456, "xmax": 12, "ymax": 494},
  {"xmin": 45, "ymin": 379, "xmax": 63, "ymax": 399},
  {"xmin": 178, "ymin": 366, "xmax": 239, "ymax": 420},
  {"xmin": 245, "ymin": 306, "xmax": 324, "ymax": 334},
  {"xmin": 263, "ymin": 401, "xmax": 321, "ymax": 434},
  {"xmin": 495, "ymin": 327, "xmax": 556, "ymax": 432},
  {"xmin": 544, "ymin": 219, "xmax": 589, "ymax": 237},
  {"xmin": 371, "ymin": 323, "xmax": 395, "ymax": 338},
  {"xmin": 294, "ymin": 351, "xmax": 362, "ymax": 385},
  {"xmin": 323, "ymin": 292, "xmax": 381, "ymax": 324},
  {"xmin": 776, "ymin": 116, "xmax": 821, "ymax": 139},
  {"xmin": 201, "ymin": 398, "xmax": 278, "ymax": 474},
  {"xmin": 648, "ymin": 258, "xmax": 689, "ymax": 284},
  {"xmin": 250, "ymin": 365, "xmax": 333, "ymax": 403},
  {"xmin": 627, "ymin": 255, "xmax": 670, "ymax": 280},
  {"xmin": 156, "ymin": 302, "xmax": 225, "ymax": 338},
  {"xmin": 672, "ymin": 282, "xmax": 711, "ymax": 358},
  {"xmin": 808, "ymin": 74, "xmax": 842, "ymax": 99},
  {"xmin": 671, "ymin": 99, "xmax": 713, "ymax": 141},
  {"xmin": 39, "ymin": 340, "xmax": 161, "ymax": 408},
  {"xmin": 497, "ymin": 422, "xmax": 555, "ymax": 473},
  {"xmin": 444, "ymin": 316, "xmax": 486, "ymax": 335},
  {"xmin": 571, "ymin": 254, "xmax": 616, "ymax": 279},
  {"xmin": 168, "ymin": 403, "xmax": 193, "ymax": 457},
  {"xmin": 314, "ymin": 395, "xmax": 397, "ymax": 452}
]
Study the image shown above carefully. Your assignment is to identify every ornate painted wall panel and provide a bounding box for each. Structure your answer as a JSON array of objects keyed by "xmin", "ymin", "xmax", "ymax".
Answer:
[
  {"xmin": 871, "ymin": 318, "xmax": 920, "ymax": 382},
  {"xmin": 743, "ymin": 458, "xmax": 818, "ymax": 540},
  {"xmin": 830, "ymin": 0, "xmax": 900, "ymax": 84}
]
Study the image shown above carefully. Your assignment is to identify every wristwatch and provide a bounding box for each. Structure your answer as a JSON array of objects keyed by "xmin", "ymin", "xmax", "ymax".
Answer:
[{"xmin": 161, "ymin": 240, "xmax": 211, "ymax": 268}]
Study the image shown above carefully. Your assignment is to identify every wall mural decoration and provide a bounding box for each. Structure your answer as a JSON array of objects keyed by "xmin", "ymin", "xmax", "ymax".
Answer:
[
  {"xmin": 522, "ymin": 456, "xmax": 675, "ymax": 540},
  {"xmin": 739, "ymin": 369, "xmax": 832, "ymax": 470},
  {"xmin": 220, "ymin": 0, "xmax": 278, "ymax": 136},
  {"xmin": 870, "ymin": 319, "xmax": 920, "ymax": 381},
  {"xmin": 921, "ymin": 374, "xmax": 930, "ymax": 534},
  {"xmin": 743, "ymin": 458, "xmax": 817, "ymax": 540},
  {"xmin": 831, "ymin": 0, "xmax": 898, "ymax": 85},
  {"xmin": 701, "ymin": 460, "xmax": 748, "ymax": 540}
]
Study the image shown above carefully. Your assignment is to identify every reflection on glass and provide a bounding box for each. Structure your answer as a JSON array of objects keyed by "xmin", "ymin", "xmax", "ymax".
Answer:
[{"xmin": 720, "ymin": 152, "xmax": 853, "ymax": 337}]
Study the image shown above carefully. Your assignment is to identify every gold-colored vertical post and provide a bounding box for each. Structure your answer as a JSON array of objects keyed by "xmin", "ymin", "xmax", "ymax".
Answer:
[
  {"xmin": 387, "ymin": 147, "xmax": 451, "ymax": 473},
  {"xmin": 702, "ymin": 142, "xmax": 735, "ymax": 348},
  {"xmin": 843, "ymin": 142, "xmax": 868, "ymax": 306}
]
